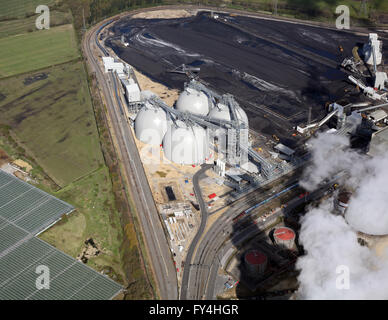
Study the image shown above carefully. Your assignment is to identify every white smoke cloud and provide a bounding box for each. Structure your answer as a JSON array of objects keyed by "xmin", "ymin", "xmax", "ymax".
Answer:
[
  {"xmin": 300, "ymin": 132, "xmax": 388, "ymax": 235},
  {"xmin": 346, "ymin": 153, "xmax": 388, "ymax": 235},
  {"xmin": 296, "ymin": 132, "xmax": 388, "ymax": 299},
  {"xmin": 296, "ymin": 202, "xmax": 388, "ymax": 299},
  {"xmin": 300, "ymin": 132, "xmax": 364, "ymax": 191}
]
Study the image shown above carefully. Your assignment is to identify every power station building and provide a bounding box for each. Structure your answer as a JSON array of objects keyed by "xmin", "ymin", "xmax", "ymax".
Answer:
[{"xmin": 133, "ymin": 79, "xmax": 255, "ymax": 168}]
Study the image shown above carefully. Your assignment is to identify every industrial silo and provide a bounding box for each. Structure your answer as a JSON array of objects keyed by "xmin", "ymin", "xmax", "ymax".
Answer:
[
  {"xmin": 244, "ymin": 250, "xmax": 267, "ymax": 276},
  {"xmin": 273, "ymin": 227, "xmax": 296, "ymax": 250},
  {"xmin": 362, "ymin": 33, "xmax": 382, "ymax": 66},
  {"xmin": 334, "ymin": 191, "xmax": 352, "ymax": 215},
  {"xmin": 162, "ymin": 120, "xmax": 209, "ymax": 165},
  {"xmin": 236, "ymin": 105, "xmax": 249, "ymax": 126},
  {"xmin": 135, "ymin": 104, "xmax": 168, "ymax": 145},
  {"xmin": 208, "ymin": 103, "xmax": 230, "ymax": 121},
  {"xmin": 176, "ymin": 87, "xmax": 210, "ymax": 116},
  {"xmin": 208, "ymin": 103, "xmax": 249, "ymax": 127}
]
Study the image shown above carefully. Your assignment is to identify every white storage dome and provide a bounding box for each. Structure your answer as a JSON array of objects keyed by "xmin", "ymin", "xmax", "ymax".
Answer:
[
  {"xmin": 135, "ymin": 104, "xmax": 168, "ymax": 145},
  {"xmin": 208, "ymin": 103, "xmax": 249, "ymax": 127},
  {"xmin": 176, "ymin": 88, "xmax": 210, "ymax": 116},
  {"xmin": 236, "ymin": 105, "xmax": 249, "ymax": 126},
  {"xmin": 163, "ymin": 120, "xmax": 209, "ymax": 165},
  {"xmin": 208, "ymin": 103, "xmax": 230, "ymax": 121}
]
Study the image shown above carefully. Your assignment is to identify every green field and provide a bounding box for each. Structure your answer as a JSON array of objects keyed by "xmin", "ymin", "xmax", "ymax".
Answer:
[
  {"xmin": 0, "ymin": 10, "xmax": 73, "ymax": 39},
  {"xmin": 0, "ymin": 0, "xmax": 56, "ymax": 19},
  {"xmin": 0, "ymin": 61, "xmax": 104, "ymax": 186},
  {"xmin": 0, "ymin": 24, "xmax": 79, "ymax": 78},
  {"xmin": 0, "ymin": 0, "xmax": 156, "ymax": 299},
  {"xmin": 226, "ymin": 0, "xmax": 388, "ymax": 21}
]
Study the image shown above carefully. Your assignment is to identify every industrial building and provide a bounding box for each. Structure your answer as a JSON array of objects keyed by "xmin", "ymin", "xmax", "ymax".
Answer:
[
  {"xmin": 363, "ymin": 33, "xmax": 382, "ymax": 67},
  {"xmin": 134, "ymin": 102, "xmax": 168, "ymax": 145},
  {"xmin": 163, "ymin": 120, "xmax": 210, "ymax": 165},
  {"xmin": 273, "ymin": 227, "xmax": 296, "ymax": 250},
  {"xmin": 103, "ymin": 56, "xmax": 141, "ymax": 104},
  {"xmin": 133, "ymin": 79, "xmax": 251, "ymax": 168},
  {"xmin": 98, "ymin": 13, "xmax": 388, "ymax": 299},
  {"xmin": 368, "ymin": 126, "xmax": 388, "ymax": 157},
  {"xmin": 296, "ymin": 33, "xmax": 388, "ymax": 157},
  {"xmin": 130, "ymin": 77, "xmax": 292, "ymax": 184},
  {"xmin": 334, "ymin": 190, "xmax": 352, "ymax": 215},
  {"xmin": 122, "ymin": 78, "xmax": 141, "ymax": 103},
  {"xmin": 244, "ymin": 249, "xmax": 267, "ymax": 276}
]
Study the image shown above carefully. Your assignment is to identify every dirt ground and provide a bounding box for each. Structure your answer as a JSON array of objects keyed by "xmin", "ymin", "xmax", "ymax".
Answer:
[
  {"xmin": 0, "ymin": 149, "xmax": 10, "ymax": 166},
  {"xmin": 131, "ymin": 9, "xmax": 194, "ymax": 20},
  {"xmin": 131, "ymin": 125, "xmax": 200, "ymax": 205},
  {"xmin": 133, "ymin": 69, "xmax": 179, "ymax": 106}
]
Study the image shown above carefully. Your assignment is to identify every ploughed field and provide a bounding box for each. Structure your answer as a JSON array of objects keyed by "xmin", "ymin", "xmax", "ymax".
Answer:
[{"xmin": 107, "ymin": 11, "xmax": 386, "ymax": 146}]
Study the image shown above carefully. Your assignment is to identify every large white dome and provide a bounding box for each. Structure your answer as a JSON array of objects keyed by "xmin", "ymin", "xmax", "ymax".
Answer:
[
  {"xmin": 163, "ymin": 120, "xmax": 209, "ymax": 165},
  {"xmin": 135, "ymin": 105, "xmax": 168, "ymax": 145},
  {"xmin": 236, "ymin": 106, "xmax": 248, "ymax": 126},
  {"xmin": 176, "ymin": 88, "xmax": 210, "ymax": 116},
  {"xmin": 208, "ymin": 103, "xmax": 248, "ymax": 127},
  {"xmin": 208, "ymin": 103, "xmax": 230, "ymax": 121}
]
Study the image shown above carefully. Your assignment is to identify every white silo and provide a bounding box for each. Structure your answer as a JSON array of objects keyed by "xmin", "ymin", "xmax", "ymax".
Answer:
[
  {"xmin": 176, "ymin": 87, "xmax": 210, "ymax": 116},
  {"xmin": 208, "ymin": 103, "xmax": 249, "ymax": 127},
  {"xmin": 162, "ymin": 120, "xmax": 209, "ymax": 165},
  {"xmin": 236, "ymin": 105, "xmax": 249, "ymax": 126},
  {"xmin": 134, "ymin": 104, "xmax": 168, "ymax": 145},
  {"xmin": 208, "ymin": 103, "xmax": 230, "ymax": 121},
  {"xmin": 273, "ymin": 227, "xmax": 296, "ymax": 250},
  {"xmin": 244, "ymin": 250, "xmax": 267, "ymax": 276},
  {"xmin": 335, "ymin": 191, "xmax": 352, "ymax": 215},
  {"xmin": 191, "ymin": 124, "xmax": 210, "ymax": 163},
  {"xmin": 362, "ymin": 33, "xmax": 382, "ymax": 66}
]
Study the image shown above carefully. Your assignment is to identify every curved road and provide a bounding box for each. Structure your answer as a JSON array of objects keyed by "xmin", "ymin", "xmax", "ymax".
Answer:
[{"xmin": 180, "ymin": 164, "xmax": 212, "ymax": 300}]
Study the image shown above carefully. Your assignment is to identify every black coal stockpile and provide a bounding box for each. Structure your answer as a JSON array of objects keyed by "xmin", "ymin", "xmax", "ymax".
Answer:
[{"xmin": 106, "ymin": 12, "xmax": 380, "ymax": 143}]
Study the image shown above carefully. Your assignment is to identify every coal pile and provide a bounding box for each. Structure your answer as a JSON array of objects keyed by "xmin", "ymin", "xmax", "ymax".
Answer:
[{"xmin": 106, "ymin": 12, "xmax": 381, "ymax": 144}]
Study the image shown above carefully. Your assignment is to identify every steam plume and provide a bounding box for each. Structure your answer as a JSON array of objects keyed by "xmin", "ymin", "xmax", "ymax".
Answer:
[{"xmin": 296, "ymin": 132, "xmax": 388, "ymax": 299}]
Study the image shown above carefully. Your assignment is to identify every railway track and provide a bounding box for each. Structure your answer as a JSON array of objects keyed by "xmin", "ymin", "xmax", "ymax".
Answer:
[
  {"xmin": 181, "ymin": 170, "xmax": 302, "ymax": 299},
  {"xmin": 82, "ymin": 5, "xmax": 357, "ymax": 300},
  {"xmin": 83, "ymin": 22, "xmax": 178, "ymax": 299},
  {"xmin": 188, "ymin": 173, "xmax": 341, "ymax": 299}
]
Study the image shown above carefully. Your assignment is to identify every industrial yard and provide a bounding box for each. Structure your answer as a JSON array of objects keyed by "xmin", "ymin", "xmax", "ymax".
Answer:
[
  {"xmin": 94, "ymin": 6, "xmax": 388, "ymax": 300},
  {"xmin": 1, "ymin": 1, "xmax": 388, "ymax": 302}
]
